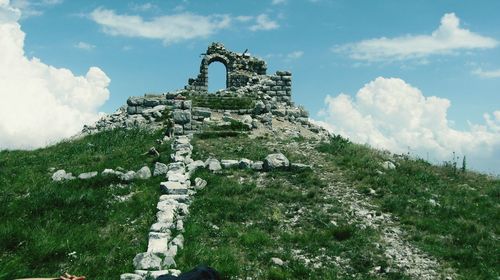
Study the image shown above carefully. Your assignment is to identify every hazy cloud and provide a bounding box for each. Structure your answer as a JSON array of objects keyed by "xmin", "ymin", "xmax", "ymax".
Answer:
[
  {"xmin": 249, "ymin": 14, "xmax": 279, "ymax": 31},
  {"xmin": 74, "ymin": 41, "xmax": 95, "ymax": 50},
  {"xmin": 472, "ymin": 68, "xmax": 500, "ymax": 79},
  {"xmin": 90, "ymin": 8, "xmax": 231, "ymax": 45},
  {"xmin": 334, "ymin": 13, "xmax": 498, "ymax": 61}
]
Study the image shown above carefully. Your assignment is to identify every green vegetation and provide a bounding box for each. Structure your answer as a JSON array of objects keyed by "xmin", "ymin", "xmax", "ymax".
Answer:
[
  {"xmin": 190, "ymin": 95, "xmax": 255, "ymax": 110},
  {"xmin": 317, "ymin": 135, "xmax": 500, "ymax": 279},
  {"xmin": 0, "ymin": 129, "xmax": 170, "ymax": 279}
]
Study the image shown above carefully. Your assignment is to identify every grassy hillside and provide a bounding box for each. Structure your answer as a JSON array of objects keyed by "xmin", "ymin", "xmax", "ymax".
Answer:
[
  {"xmin": 0, "ymin": 129, "xmax": 171, "ymax": 279},
  {"xmin": 0, "ymin": 127, "xmax": 498, "ymax": 279}
]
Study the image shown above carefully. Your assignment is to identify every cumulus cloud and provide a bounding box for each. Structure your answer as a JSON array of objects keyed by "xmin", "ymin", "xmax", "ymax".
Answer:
[
  {"xmin": 0, "ymin": 1, "xmax": 110, "ymax": 150},
  {"xmin": 249, "ymin": 14, "xmax": 279, "ymax": 31},
  {"xmin": 472, "ymin": 68, "xmax": 500, "ymax": 79},
  {"xmin": 10, "ymin": 0, "xmax": 62, "ymax": 17},
  {"xmin": 316, "ymin": 77, "xmax": 500, "ymax": 174},
  {"xmin": 334, "ymin": 13, "xmax": 498, "ymax": 61},
  {"xmin": 89, "ymin": 8, "xmax": 231, "ymax": 45}
]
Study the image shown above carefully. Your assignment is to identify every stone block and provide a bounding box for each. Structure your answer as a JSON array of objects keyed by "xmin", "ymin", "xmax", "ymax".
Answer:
[
  {"xmin": 133, "ymin": 252, "xmax": 162, "ymax": 270},
  {"xmin": 160, "ymin": 181, "xmax": 189, "ymax": 195}
]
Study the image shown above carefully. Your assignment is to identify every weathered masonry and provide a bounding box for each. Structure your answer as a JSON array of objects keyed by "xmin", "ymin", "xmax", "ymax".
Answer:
[{"xmin": 84, "ymin": 42, "xmax": 320, "ymax": 135}]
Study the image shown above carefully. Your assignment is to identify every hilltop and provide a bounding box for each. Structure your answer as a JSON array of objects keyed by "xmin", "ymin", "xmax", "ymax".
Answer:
[{"xmin": 0, "ymin": 43, "xmax": 498, "ymax": 280}]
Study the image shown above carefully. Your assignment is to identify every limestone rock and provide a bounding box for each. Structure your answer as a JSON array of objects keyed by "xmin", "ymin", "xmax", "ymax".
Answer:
[
  {"xmin": 381, "ymin": 161, "xmax": 396, "ymax": 170},
  {"xmin": 133, "ymin": 252, "xmax": 162, "ymax": 270},
  {"xmin": 78, "ymin": 171, "xmax": 98, "ymax": 180},
  {"xmin": 121, "ymin": 171, "xmax": 136, "ymax": 181},
  {"xmin": 205, "ymin": 158, "xmax": 221, "ymax": 172},
  {"xmin": 194, "ymin": 177, "xmax": 207, "ymax": 190},
  {"xmin": 173, "ymin": 110, "xmax": 191, "ymax": 125},
  {"xmin": 120, "ymin": 273, "xmax": 143, "ymax": 280},
  {"xmin": 251, "ymin": 161, "xmax": 264, "ymax": 171},
  {"xmin": 239, "ymin": 158, "xmax": 253, "ymax": 169},
  {"xmin": 271, "ymin": 257, "xmax": 284, "ymax": 266},
  {"xmin": 160, "ymin": 181, "xmax": 189, "ymax": 195},
  {"xmin": 150, "ymin": 222, "xmax": 173, "ymax": 233},
  {"xmin": 162, "ymin": 255, "xmax": 177, "ymax": 269},
  {"xmin": 136, "ymin": 166, "xmax": 151, "ymax": 180},
  {"xmin": 290, "ymin": 163, "xmax": 312, "ymax": 170},
  {"xmin": 263, "ymin": 153, "xmax": 290, "ymax": 171},
  {"xmin": 52, "ymin": 169, "xmax": 75, "ymax": 181},
  {"xmin": 221, "ymin": 159, "xmax": 238, "ymax": 168},
  {"xmin": 154, "ymin": 162, "xmax": 168, "ymax": 176},
  {"xmin": 147, "ymin": 232, "xmax": 170, "ymax": 254}
]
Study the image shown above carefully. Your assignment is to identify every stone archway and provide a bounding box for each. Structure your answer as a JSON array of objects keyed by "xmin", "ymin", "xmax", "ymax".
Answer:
[{"xmin": 206, "ymin": 55, "xmax": 230, "ymax": 91}]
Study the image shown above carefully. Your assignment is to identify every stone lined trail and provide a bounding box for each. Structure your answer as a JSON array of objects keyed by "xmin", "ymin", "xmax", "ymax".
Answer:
[{"xmin": 120, "ymin": 134, "xmax": 206, "ymax": 280}]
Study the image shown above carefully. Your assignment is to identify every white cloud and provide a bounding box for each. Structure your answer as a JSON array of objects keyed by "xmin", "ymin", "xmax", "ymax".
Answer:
[
  {"xmin": 472, "ymin": 68, "xmax": 500, "ymax": 79},
  {"xmin": 235, "ymin": 15, "xmax": 253, "ymax": 22},
  {"xmin": 287, "ymin": 50, "xmax": 304, "ymax": 60},
  {"xmin": 0, "ymin": 1, "xmax": 110, "ymax": 150},
  {"xmin": 130, "ymin": 2, "xmax": 155, "ymax": 12},
  {"xmin": 74, "ymin": 41, "xmax": 95, "ymax": 50},
  {"xmin": 272, "ymin": 0, "xmax": 286, "ymax": 5},
  {"xmin": 89, "ymin": 8, "xmax": 231, "ymax": 45},
  {"xmin": 10, "ymin": 0, "xmax": 62, "ymax": 17},
  {"xmin": 334, "ymin": 13, "xmax": 498, "ymax": 61},
  {"xmin": 249, "ymin": 14, "xmax": 279, "ymax": 31},
  {"xmin": 316, "ymin": 77, "xmax": 500, "ymax": 174}
]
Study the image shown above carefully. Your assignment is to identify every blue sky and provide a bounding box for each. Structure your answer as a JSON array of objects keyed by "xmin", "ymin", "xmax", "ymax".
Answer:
[{"xmin": 1, "ymin": 0, "xmax": 499, "ymax": 173}]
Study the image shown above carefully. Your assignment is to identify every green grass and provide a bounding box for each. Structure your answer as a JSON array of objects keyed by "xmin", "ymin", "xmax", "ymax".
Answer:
[
  {"xmin": 190, "ymin": 95, "xmax": 255, "ymax": 110},
  {"xmin": 177, "ymin": 136, "xmax": 409, "ymax": 279},
  {"xmin": 317, "ymin": 135, "xmax": 500, "ymax": 280},
  {"xmin": 0, "ymin": 129, "xmax": 171, "ymax": 279}
]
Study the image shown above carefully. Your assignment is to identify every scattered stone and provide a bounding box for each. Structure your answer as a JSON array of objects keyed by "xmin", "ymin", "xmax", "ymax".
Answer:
[
  {"xmin": 160, "ymin": 181, "xmax": 189, "ymax": 195},
  {"xmin": 78, "ymin": 171, "xmax": 98, "ymax": 180},
  {"xmin": 290, "ymin": 163, "xmax": 312, "ymax": 170},
  {"xmin": 251, "ymin": 161, "xmax": 264, "ymax": 171},
  {"xmin": 263, "ymin": 153, "xmax": 290, "ymax": 171},
  {"xmin": 121, "ymin": 171, "xmax": 136, "ymax": 182},
  {"xmin": 133, "ymin": 252, "xmax": 162, "ymax": 270},
  {"xmin": 170, "ymin": 235, "xmax": 184, "ymax": 250},
  {"xmin": 221, "ymin": 159, "xmax": 239, "ymax": 168},
  {"xmin": 239, "ymin": 158, "xmax": 253, "ymax": 169},
  {"xmin": 154, "ymin": 162, "xmax": 168, "ymax": 176},
  {"xmin": 381, "ymin": 160, "xmax": 396, "ymax": 170},
  {"xmin": 271, "ymin": 257, "xmax": 284, "ymax": 266},
  {"xmin": 120, "ymin": 273, "xmax": 143, "ymax": 280},
  {"xmin": 102, "ymin": 168, "xmax": 123, "ymax": 177},
  {"xmin": 205, "ymin": 158, "xmax": 222, "ymax": 172},
  {"xmin": 135, "ymin": 166, "xmax": 151, "ymax": 180},
  {"xmin": 162, "ymin": 255, "xmax": 176, "ymax": 269},
  {"xmin": 150, "ymin": 222, "xmax": 173, "ymax": 233},
  {"xmin": 194, "ymin": 177, "xmax": 207, "ymax": 190},
  {"xmin": 147, "ymin": 147, "xmax": 160, "ymax": 157},
  {"xmin": 51, "ymin": 169, "xmax": 75, "ymax": 181},
  {"xmin": 147, "ymin": 232, "xmax": 170, "ymax": 253}
]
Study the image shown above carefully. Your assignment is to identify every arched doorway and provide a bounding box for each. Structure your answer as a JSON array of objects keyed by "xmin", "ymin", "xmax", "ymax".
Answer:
[{"xmin": 208, "ymin": 61, "xmax": 227, "ymax": 93}]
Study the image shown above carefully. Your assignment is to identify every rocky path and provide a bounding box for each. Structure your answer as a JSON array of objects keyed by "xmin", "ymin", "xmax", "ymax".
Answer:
[
  {"xmin": 280, "ymin": 141, "xmax": 454, "ymax": 280},
  {"xmin": 120, "ymin": 135, "xmax": 205, "ymax": 280}
]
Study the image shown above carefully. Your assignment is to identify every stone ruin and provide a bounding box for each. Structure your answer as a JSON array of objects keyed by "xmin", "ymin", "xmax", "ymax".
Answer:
[{"xmin": 84, "ymin": 42, "xmax": 325, "ymax": 136}]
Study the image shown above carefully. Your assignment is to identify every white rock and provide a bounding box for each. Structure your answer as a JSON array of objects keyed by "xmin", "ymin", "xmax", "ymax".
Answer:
[
  {"xmin": 381, "ymin": 160, "xmax": 396, "ymax": 170},
  {"xmin": 251, "ymin": 161, "xmax": 264, "ymax": 170},
  {"xmin": 159, "ymin": 194, "xmax": 189, "ymax": 203},
  {"xmin": 157, "ymin": 210, "xmax": 175, "ymax": 223},
  {"xmin": 162, "ymin": 255, "xmax": 176, "ymax": 269},
  {"xmin": 205, "ymin": 158, "xmax": 221, "ymax": 172},
  {"xmin": 194, "ymin": 177, "xmax": 207, "ymax": 189},
  {"xmin": 170, "ymin": 235, "xmax": 184, "ymax": 249},
  {"xmin": 150, "ymin": 222, "xmax": 173, "ymax": 233},
  {"xmin": 221, "ymin": 159, "xmax": 238, "ymax": 168},
  {"xmin": 156, "ymin": 201, "xmax": 178, "ymax": 212},
  {"xmin": 263, "ymin": 153, "xmax": 290, "ymax": 171},
  {"xmin": 121, "ymin": 171, "xmax": 136, "ymax": 181},
  {"xmin": 239, "ymin": 158, "xmax": 253, "ymax": 169},
  {"xmin": 51, "ymin": 169, "xmax": 75, "ymax": 181},
  {"xmin": 133, "ymin": 252, "xmax": 162, "ymax": 270},
  {"xmin": 136, "ymin": 166, "xmax": 151, "ymax": 180},
  {"xmin": 160, "ymin": 181, "xmax": 188, "ymax": 195},
  {"xmin": 153, "ymin": 162, "xmax": 168, "ymax": 176},
  {"xmin": 167, "ymin": 173, "xmax": 189, "ymax": 183},
  {"xmin": 134, "ymin": 270, "xmax": 170, "ymax": 278},
  {"xmin": 147, "ymin": 232, "xmax": 170, "ymax": 254},
  {"xmin": 78, "ymin": 171, "xmax": 98, "ymax": 180},
  {"xmin": 271, "ymin": 257, "xmax": 284, "ymax": 266},
  {"xmin": 120, "ymin": 273, "xmax": 143, "ymax": 280}
]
